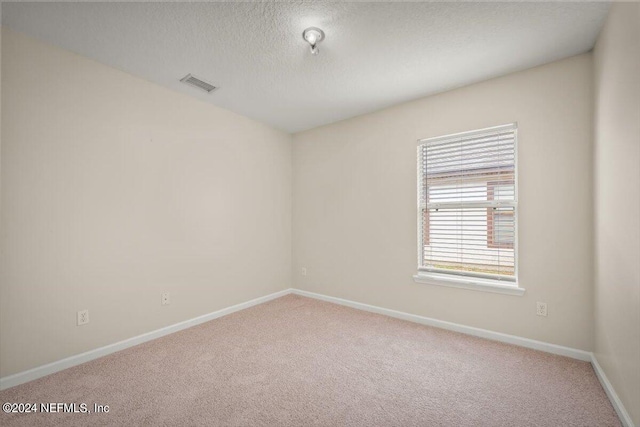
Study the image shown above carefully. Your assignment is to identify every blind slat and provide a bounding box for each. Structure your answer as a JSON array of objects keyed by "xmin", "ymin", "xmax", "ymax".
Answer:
[{"xmin": 423, "ymin": 138, "xmax": 516, "ymax": 156}]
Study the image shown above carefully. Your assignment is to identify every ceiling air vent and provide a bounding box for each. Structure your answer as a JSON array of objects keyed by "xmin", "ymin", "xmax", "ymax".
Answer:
[{"xmin": 180, "ymin": 74, "xmax": 218, "ymax": 93}]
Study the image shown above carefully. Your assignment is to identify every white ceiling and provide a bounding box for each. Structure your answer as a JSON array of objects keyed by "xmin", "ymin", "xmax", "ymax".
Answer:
[{"xmin": 2, "ymin": 2, "xmax": 609, "ymax": 133}]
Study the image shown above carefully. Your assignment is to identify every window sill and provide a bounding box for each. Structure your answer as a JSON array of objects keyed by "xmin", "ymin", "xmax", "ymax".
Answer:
[{"xmin": 413, "ymin": 272, "xmax": 525, "ymax": 296}]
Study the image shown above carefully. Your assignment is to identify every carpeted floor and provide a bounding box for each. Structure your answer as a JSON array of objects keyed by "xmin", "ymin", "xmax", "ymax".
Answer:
[{"xmin": 0, "ymin": 294, "xmax": 620, "ymax": 426}]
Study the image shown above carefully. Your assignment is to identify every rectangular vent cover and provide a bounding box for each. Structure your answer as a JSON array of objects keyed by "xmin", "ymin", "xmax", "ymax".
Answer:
[{"xmin": 180, "ymin": 74, "xmax": 218, "ymax": 93}]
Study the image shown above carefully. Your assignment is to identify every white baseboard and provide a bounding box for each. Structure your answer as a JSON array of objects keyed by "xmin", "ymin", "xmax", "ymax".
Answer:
[
  {"xmin": 293, "ymin": 289, "xmax": 636, "ymax": 426},
  {"xmin": 292, "ymin": 289, "xmax": 592, "ymax": 361},
  {"xmin": 0, "ymin": 288, "xmax": 292, "ymax": 391},
  {"xmin": 591, "ymin": 354, "xmax": 635, "ymax": 427},
  {"xmin": 2, "ymin": 286, "xmax": 633, "ymax": 427}
]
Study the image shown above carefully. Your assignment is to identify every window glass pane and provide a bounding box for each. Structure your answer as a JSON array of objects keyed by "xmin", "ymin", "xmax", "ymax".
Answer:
[
  {"xmin": 494, "ymin": 184, "xmax": 515, "ymax": 201},
  {"xmin": 423, "ymin": 207, "xmax": 515, "ymax": 277},
  {"xmin": 493, "ymin": 210, "xmax": 515, "ymax": 245},
  {"xmin": 429, "ymin": 184, "xmax": 487, "ymax": 203}
]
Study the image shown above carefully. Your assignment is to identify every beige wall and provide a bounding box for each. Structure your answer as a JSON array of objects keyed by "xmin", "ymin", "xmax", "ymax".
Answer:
[
  {"xmin": 293, "ymin": 54, "xmax": 595, "ymax": 351},
  {"xmin": 593, "ymin": 3, "xmax": 640, "ymax": 424},
  {"xmin": 0, "ymin": 29, "xmax": 292, "ymax": 377}
]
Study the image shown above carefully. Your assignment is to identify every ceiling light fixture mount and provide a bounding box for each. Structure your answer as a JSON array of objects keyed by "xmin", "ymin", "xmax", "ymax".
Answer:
[{"xmin": 302, "ymin": 27, "xmax": 325, "ymax": 56}]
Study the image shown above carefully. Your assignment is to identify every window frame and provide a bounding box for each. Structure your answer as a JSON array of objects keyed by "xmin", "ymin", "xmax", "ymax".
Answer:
[{"xmin": 414, "ymin": 123, "xmax": 523, "ymax": 296}]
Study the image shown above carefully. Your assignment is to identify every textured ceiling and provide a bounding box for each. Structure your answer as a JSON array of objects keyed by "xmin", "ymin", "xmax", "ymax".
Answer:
[{"xmin": 2, "ymin": 2, "xmax": 609, "ymax": 133}]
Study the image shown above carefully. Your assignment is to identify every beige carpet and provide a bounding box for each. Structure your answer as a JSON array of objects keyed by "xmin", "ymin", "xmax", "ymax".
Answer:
[{"xmin": 0, "ymin": 294, "xmax": 620, "ymax": 426}]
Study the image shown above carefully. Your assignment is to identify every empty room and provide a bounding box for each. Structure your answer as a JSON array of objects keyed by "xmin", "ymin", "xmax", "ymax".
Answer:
[{"xmin": 0, "ymin": 1, "xmax": 639, "ymax": 426}]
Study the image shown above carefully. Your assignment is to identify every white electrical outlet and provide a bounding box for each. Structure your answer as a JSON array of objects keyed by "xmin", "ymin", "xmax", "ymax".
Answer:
[
  {"xmin": 301, "ymin": 267, "xmax": 307, "ymax": 276},
  {"xmin": 77, "ymin": 309, "xmax": 89, "ymax": 326},
  {"xmin": 161, "ymin": 292, "xmax": 170, "ymax": 306},
  {"xmin": 536, "ymin": 302, "xmax": 548, "ymax": 317}
]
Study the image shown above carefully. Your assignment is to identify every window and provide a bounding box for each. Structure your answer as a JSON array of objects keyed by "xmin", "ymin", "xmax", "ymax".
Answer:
[{"xmin": 416, "ymin": 124, "xmax": 518, "ymax": 290}]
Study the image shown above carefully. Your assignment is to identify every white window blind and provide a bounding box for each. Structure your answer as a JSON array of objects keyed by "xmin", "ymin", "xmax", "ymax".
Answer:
[{"xmin": 417, "ymin": 123, "xmax": 517, "ymax": 283}]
